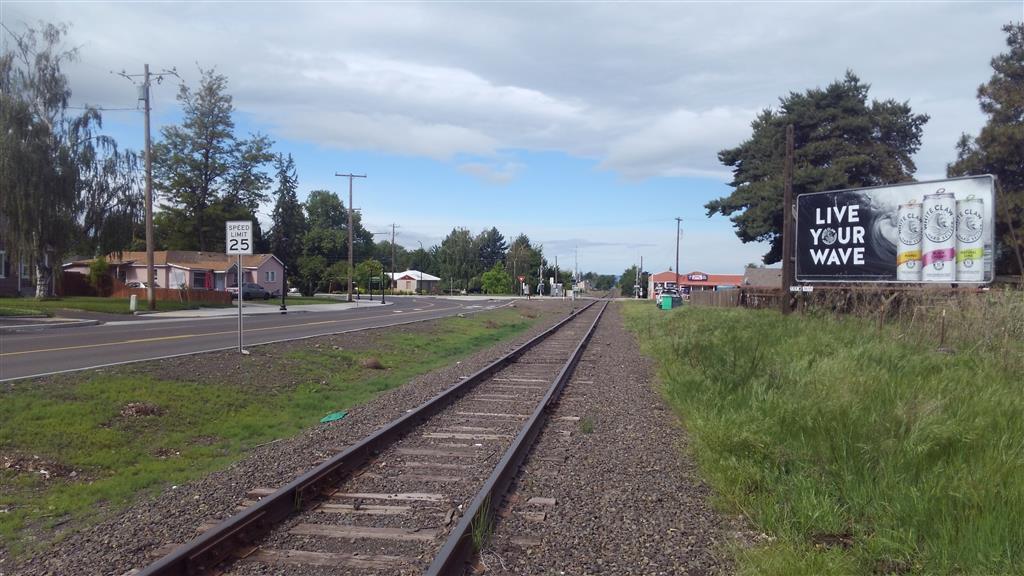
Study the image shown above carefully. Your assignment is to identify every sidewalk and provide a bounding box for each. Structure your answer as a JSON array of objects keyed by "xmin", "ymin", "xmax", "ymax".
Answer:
[
  {"xmin": 0, "ymin": 317, "xmax": 100, "ymax": 333},
  {"xmin": 142, "ymin": 299, "xmax": 387, "ymax": 319}
]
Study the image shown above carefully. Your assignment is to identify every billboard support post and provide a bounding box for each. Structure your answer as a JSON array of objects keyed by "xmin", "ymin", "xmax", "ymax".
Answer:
[{"xmin": 780, "ymin": 124, "xmax": 795, "ymax": 315}]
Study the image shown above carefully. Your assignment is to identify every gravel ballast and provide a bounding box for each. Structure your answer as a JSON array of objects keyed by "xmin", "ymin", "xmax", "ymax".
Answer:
[
  {"xmin": 482, "ymin": 303, "xmax": 728, "ymax": 575},
  {"xmin": 2, "ymin": 299, "xmax": 574, "ymax": 576}
]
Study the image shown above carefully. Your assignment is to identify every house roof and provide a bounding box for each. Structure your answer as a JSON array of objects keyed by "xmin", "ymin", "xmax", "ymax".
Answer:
[
  {"xmin": 66, "ymin": 251, "xmax": 279, "ymax": 271},
  {"xmin": 387, "ymin": 270, "xmax": 441, "ymax": 282},
  {"xmin": 742, "ymin": 266, "xmax": 783, "ymax": 288},
  {"xmin": 650, "ymin": 270, "xmax": 744, "ymax": 287}
]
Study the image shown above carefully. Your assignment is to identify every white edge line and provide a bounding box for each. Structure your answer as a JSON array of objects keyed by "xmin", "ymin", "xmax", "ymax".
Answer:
[{"xmin": 0, "ymin": 301, "xmax": 513, "ymax": 384}]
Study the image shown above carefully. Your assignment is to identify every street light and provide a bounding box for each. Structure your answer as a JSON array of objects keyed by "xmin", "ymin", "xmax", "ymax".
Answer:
[
  {"xmin": 372, "ymin": 231, "xmax": 389, "ymax": 304},
  {"xmin": 279, "ymin": 237, "xmax": 288, "ymax": 313},
  {"xmin": 416, "ymin": 240, "xmax": 424, "ymax": 295}
]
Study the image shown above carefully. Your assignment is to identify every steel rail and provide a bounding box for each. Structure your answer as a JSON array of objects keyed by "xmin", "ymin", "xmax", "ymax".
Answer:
[
  {"xmin": 135, "ymin": 300, "xmax": 598, "ymax": 576},
  {"xmin": 427, "ymin": 299, "xmax": 609, "ymax": 575}
]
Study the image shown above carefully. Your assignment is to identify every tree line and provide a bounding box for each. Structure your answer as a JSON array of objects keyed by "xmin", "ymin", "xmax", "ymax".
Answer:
[
  {"xmin": 0, "ymin": 22, "xmax": 591, "ymax": 297},
  {"xmin": 4, "ymin": 21, "xmax": 1020, "ymax": 300}
]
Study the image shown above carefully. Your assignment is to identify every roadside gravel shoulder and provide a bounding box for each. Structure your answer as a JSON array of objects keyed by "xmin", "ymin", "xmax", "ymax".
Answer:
[
  {"xmin": 483, "ymin": 303, "xmax": 729, "ymax": 575},
  {"xmin": 6, "ymin": 299, "xmax": 574, "ymax": 576}
]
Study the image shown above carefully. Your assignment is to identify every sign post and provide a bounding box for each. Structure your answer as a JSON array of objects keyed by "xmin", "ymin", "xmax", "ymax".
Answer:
[{"xmin": 226, "ymin": 221, "xmax": 253, "ymax": 354}]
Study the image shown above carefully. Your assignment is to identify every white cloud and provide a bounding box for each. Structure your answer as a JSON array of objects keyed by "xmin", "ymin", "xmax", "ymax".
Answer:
[
  {"xmin": 601, "ymin": 106, "xmax": 758, "ymax": 179},
  {"xmin": 3, "ymin": 2, "xmax": 1013, "ymax": 182},
  {"xmin": 457, "ymin": 161, "xmax": 525, "ymax": 184}
]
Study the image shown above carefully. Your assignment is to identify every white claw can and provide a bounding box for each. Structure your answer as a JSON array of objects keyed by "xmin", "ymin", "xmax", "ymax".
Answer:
[
  {"xmin": 896, "ymin": 201, "xmax": 923, "ymax": 282},
  {"xmin": 956, "ymin": 196, "xmax": 985, "ymax": 283},
  {"xmin": 921, "ymin": 189, "xmax": 957, "ymax": 283}
]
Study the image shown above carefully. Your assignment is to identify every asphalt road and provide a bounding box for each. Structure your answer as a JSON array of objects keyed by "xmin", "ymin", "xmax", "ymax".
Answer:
[{"xmin": 0, "ymin": 297, "xmax": 501, "ymax": 382}]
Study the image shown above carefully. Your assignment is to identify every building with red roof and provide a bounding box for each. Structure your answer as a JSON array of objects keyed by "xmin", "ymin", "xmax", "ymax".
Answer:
[{"xmin": 647, "ymin": 270, "xmax": 744, "ymax": 299}]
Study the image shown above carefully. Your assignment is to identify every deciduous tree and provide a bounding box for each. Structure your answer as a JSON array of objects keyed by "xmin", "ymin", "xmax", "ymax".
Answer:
[
  {"xmin": 439, "ymin": 227, "xmax": 475, "ymax": 292},
  {"xmin": 481, "ymin": 263, "xmax": 511, "ymax": 294},
  {"xmin": 0, "ymin": 22, "xmax": 140, "ymax": 296}
]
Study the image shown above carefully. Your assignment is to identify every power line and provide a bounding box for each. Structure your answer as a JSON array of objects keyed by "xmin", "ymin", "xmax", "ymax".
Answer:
[{"xmin": 66, "ymin": 105, "xmax": 141, "ymax": 111}]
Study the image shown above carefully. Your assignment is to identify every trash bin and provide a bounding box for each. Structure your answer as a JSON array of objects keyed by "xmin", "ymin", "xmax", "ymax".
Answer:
[{"xmin": 661, "ymin": 297, "xmax": 673, "ymax": 310}]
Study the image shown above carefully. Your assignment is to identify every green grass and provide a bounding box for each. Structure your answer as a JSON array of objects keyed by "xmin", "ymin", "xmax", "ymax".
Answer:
[
  {"xmin": 0, "ymin": 296, "xmax": 229, "ymax": 315},
  {"xmin": 623, "ymin": 302, "xmax": 1024, "ymax": 575},
  {"xmin": 0, "ymin": 307, "xmax": 535, "ymax": 556}
]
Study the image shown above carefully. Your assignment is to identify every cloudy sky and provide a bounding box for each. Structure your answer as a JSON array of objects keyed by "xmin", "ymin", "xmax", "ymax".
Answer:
[{"xmin": 2, "ymin": 1, "xmax": 1018, "ymax": 274}]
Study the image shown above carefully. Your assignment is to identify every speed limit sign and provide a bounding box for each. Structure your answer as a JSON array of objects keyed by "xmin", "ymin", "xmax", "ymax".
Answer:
[{"xmin": 226, "ymin": 221, "xmax": 253, "ymax": 255}]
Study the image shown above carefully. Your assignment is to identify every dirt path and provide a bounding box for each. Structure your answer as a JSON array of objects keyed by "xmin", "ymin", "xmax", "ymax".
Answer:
[{"xmin": 483, "ymin": 303, "xmax": 728, "ymax": 575}]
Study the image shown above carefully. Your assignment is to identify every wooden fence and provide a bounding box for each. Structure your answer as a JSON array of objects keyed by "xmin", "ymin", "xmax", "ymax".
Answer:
[
  {"xmin": 689, "ymin": 289, "xmax": 740, "ymax": 307},
  {"xmin": 689, "ymin": 288, "xmax": 783, "ymax": 309},
  {"xmin": 59, "ymin": 272, "xmax": 231, "ymax": 304},
  {"xmin": 111, "ymin": 285, "xmax": 232, "ymax": 305}
]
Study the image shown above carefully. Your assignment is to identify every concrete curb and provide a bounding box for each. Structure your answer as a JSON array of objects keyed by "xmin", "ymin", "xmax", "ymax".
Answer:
[{"xmin": 0, "ymin": 319, "xmax": 101, "ymax": 334}]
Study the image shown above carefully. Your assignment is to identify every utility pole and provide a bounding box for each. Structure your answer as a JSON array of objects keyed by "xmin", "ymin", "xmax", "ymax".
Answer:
[
  {"xmin": 639, "ymin": 255, "xmax": 644, "ymax": 298},
  {"xmin": 675, "ymin": 217, "xmax": 682, "ymax": 291},
  {"xmin": 574, "ymin": 245, "xmax": 579, "ymax": 290},
  {"xmin": 119, "ymin": 64, "xmax": 177, "ymax": 310},
  {"xmin": 781, "ymin": 124, "xmax": 796, "ymax": 315},
  {"xmin": 335, "ymin": 172, "xmax": 366, "ymax": 302}
]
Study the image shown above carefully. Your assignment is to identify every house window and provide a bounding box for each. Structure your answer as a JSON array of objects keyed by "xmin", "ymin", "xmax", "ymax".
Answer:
[
  {"xmin": 20, "ymin": 257, "xmax": 29, "ymax": 279},
  {"xmin": 192, "ymin": 270, "xmax": 206, "ymax": 288},
  {"xmin": 0, "ymin": 250, "xmax": 6, "ymax": 278},
  {"xmin": 265, "ymin": 270, "xmax": 276, "ymax": 283}
]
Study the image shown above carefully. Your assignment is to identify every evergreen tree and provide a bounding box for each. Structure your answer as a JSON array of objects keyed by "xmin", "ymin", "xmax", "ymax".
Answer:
[
  {"xmin": 947, "ymin": 22, "xmax": 1024, "ymax": 275},
  {"xmin": 707, "ymin": 71, "xmax": 928, "ymax": 264},
  {"xmin": 269, "ymin": 153, "xmax": 306, "ymax": 279},
  {"xmin": 475, "ymin": 227, "xmax": 507, "ymax": 270}
]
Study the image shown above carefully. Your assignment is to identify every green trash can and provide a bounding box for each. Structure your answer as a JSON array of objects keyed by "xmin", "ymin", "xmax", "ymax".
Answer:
[{"xmin": 661, "ymin": 297, "xmax": 673, "ymax": 310}]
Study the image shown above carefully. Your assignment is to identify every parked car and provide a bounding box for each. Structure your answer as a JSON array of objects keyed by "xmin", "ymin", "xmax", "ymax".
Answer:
[
  {"xmin": 227, "ymin": 283, "xmax": 272, "ymax": 300},
  {"xmin": 125, "ymin": 281, "xmax": 158, "ymax": 289},
  {"xmin": 656, "ymin": 288, "xmax": 683, "ymax": 307}
]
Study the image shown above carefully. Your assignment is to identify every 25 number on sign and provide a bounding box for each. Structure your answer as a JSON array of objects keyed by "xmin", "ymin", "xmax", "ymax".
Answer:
[{"xmin": 227, "ymin": 237, "xmax": 250, "ymax": 254}]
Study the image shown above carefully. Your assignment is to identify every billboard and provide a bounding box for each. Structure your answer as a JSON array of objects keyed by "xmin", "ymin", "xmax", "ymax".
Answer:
[{"xmin": 796, "ymin": 175, "xmax": 995, "ymax": 284}]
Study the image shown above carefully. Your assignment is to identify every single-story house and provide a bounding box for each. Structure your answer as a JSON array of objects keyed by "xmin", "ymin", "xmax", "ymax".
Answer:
[
  {"xmin": 64, "ymin": 251, "xmax": 285, "ymax": 295},
  {"xmin": 0, "ymin": 241, "xmax": 42, "ymax": 297},
  {"xmin": 0, "ymin": 245, "xmax": 35, "ymax": 295},
  {"xmin": 648, "ymin": 270, "xmax": 745, "ymax": 298},
  {"xmin": 386, "ymin": 270, "xmax": 440, "ymax": 293}
]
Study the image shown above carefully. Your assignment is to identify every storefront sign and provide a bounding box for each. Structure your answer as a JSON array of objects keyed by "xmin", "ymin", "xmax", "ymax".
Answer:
[
  {"xmin": 796, "ymin": 176, "xmax": 995, "ymax": 283},
  {"xmin": 687, "ymin": 273, "xmax": 708, "ymax": 282}
]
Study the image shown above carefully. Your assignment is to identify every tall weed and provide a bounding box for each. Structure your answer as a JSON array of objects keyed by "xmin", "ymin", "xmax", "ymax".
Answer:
[{"xmin": 626, "ymin": 303, "xmax": 1024, "ymax": 575}]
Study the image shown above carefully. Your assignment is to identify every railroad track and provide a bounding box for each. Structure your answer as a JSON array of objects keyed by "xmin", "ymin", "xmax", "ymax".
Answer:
[{"xmin": 134, "ymin": 299, "xmax": 609, "ymax": 576}]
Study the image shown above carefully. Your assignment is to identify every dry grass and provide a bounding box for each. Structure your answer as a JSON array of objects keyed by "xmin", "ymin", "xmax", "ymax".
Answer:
[{"xmin": 795, "ymin": 287, "xmax": 1024, "ymax": 369}]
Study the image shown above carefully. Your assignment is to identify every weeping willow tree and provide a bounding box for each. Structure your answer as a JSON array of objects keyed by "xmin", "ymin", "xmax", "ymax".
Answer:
[{"xmin": 0, "ymin": 22, "xmax": 140, "ymax": 297}]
